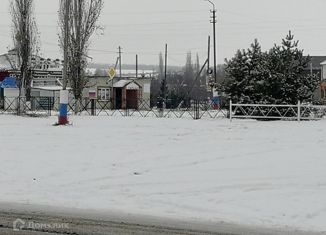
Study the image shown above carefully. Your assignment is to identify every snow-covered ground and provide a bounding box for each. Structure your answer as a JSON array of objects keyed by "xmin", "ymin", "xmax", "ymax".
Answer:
[{"xmin": 0, "ymin": 115, "xmax": 325, "ymax": 232}]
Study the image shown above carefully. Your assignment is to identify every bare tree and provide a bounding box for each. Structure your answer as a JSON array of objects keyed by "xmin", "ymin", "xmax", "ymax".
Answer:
[
  {"xmin": 59, "ymin": 0, "xmax": 103, "ymax": 100},
  {"xmin": 184, "ymin": 51, "xmax": 194, "ymax": 83},
  {"xmin": 10, "ymin": 0, "xmax": 39, "ymax": 100}
]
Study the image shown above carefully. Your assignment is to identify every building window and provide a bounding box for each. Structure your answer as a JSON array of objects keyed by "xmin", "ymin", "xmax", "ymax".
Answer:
[{"xmin": 98, "ymin": 88, "xmax": 110, "ymax": 101}]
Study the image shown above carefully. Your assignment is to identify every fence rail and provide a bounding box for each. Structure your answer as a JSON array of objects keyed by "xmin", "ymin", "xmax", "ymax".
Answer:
[
  {"xmin": 0, "ymin": 97, "xmax": 228, "ymax": 120},
  {"xmin": 230, "ymin": 101, "xmax": 326, "ymax": 121},
  {"xmin": 1, "ymin": 97, "xmax": 326, "ymax": 121}
]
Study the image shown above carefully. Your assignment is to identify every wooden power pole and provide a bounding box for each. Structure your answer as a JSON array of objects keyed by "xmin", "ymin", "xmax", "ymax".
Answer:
[
  {"xmin": 136, "ymin": 54, "xmax": 138, "ymax": 78},
  {"xmin": 163, "ymin": 44, "xmax": 168, "ymax": 102},
  {"xmin": 118, "ymin": 46, "xmax": 122, "ymax": 78}
]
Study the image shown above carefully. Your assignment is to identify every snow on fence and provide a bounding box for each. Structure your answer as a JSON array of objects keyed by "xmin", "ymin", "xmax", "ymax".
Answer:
[
  {"xmin": 230, "ymin": 101, "xmax": 326, "ymax": 121},
  {"xmin": 1, "ymin": 97, "xmax": 326, "ymax": 121},
  {"xmin": 0, "ymin": 97, "xmax": 54, "ymax": 116},
  {"xmin": 0, "ymin": 97, "xmax": 228, "ymax": 120}
]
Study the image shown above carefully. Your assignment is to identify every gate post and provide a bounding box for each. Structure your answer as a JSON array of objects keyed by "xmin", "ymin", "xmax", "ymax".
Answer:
[
  {"xmin": 17, "ymin": 96, "xmax": 20, "ymax": 116},
  {"xmin": 194, "ymin": 100, "xmax": 200, "ymax": 120},
  {"xmin": 91, "ymin": 99, "xmax": 96, "ymax": 116},
  {"xmin": 229, "ymin": 100, "xmax": 233, "ymax": 122},
  {"xmin": 48, "ymin": 97, "xmax": 52, "ymax": 116},
  {"xmin": 297, "ymin": 101, "xmax": 301, "ymax": 122}
]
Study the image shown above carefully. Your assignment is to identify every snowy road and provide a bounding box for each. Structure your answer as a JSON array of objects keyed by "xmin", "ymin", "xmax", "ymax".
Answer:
[
  {"xmin": 1, "ymin": 115, "xmax": 326, "ymax": 233},
  {"xmin": 0, "ymin": 203, "xmax": 321, "ymax": 235},
  {"xmin": 0, "ymin": 207, "xmax": 272, "ymax": 235},
  {"xmin": 0, "ymin": 213, "xmax": 222, "ymax": 235}
]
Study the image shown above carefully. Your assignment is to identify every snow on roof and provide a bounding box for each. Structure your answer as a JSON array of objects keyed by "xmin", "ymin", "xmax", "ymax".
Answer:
[
  {"xmin": 113, "ymin": 80, "xmax": 142, "ymax": 89},
  {"xmin": 320, "ymin": 60, "xmax": 326, "ymax": 65},
  {"xmin": 32, "ymin": 86, "xmax": 71, "ymax": 91},
  {"xmin": 113, "ymin": 80, "xmax": 131, "ymax": 88},
  {"xmin": 44, "ymin": 67, "xmax": 63, "ymax": 72}
]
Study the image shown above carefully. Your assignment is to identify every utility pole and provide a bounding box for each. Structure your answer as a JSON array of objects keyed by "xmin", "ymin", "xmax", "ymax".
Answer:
[
  {"xmin": 205, "ymin": 0, "xmax": 217, "ymax": 84},
  {"xmin": 136, "ymin": 54, "xmax": 138, "ymax": 78},
  {"xmin": 207, "ymin": 35, "xmax": 214, "ymax": 94},
  {"xmin": 207, "ymin": 35, "xmax": 211, "ymax": 75},
  {"xmin": 164, "ymin": 44, "xmax": 168, "ymax": 103},
  {"xmin": 118, "ymin": 46, "xmax": 122, "ymax": 78},
  {"xmin": 159, "ymin": 44, "xmax": 168, "ymax": 114},
  {"xmin": 211, "ymin": 6, "xmax": 217, "ymax": 84}
]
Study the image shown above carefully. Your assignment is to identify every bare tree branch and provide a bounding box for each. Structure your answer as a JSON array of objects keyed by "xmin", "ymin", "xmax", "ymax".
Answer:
[
  {"xmin": 59, "ymin": 0, "xmax": 103, "ymax": 100},
  {"xmin": 10, "ymin": 0, "xmax": 39, "ymax": 100}
]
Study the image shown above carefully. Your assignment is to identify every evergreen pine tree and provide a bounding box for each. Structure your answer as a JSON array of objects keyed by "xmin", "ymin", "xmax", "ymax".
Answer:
[
  {"xmin": 266, "ymin": 31, "xmax": 319, "ymax": 104},
  {"xmin": 223, "ymin": 39, "xmax": 266, "ymax": 103},
  {"xmin": 223, "ymin": 49, "xmax": 250, "ymax": 103},
  {"xmin": 223, "ymin": 32, "xmax": 319, "ymax": 104}
]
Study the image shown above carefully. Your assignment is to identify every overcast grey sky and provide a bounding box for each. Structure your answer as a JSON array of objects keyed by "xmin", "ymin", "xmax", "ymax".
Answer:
[{"xmin": 1, "ymin": 0, "xmax": 326, "ymax": 66}]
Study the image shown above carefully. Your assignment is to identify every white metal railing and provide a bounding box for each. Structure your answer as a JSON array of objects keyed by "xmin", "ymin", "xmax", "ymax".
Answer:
[{"xmin": 230, "ymin": 101, "xmax": 326, "ymax": 121}]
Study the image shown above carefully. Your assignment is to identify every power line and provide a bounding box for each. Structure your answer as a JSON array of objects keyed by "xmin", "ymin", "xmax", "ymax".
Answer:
[
  {"xmin": 0, "ymin": 9, "xmax": 208, "ymax": 15},
  {"xmin": 0, "ymin": 20, "xmax": 208, "ymax": 28},
  {"xmin": 104, "ymin": 9, "xmax": 208, "ymax": 15},
  {"xmin": 33, "ymin": 41, "xmax": 209, "ymax": 56}
]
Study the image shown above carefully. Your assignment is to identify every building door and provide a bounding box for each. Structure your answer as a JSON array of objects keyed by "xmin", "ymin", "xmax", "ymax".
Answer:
[
  {"xmin": 115, "ymin": 88, "xmax": 122, "ymax": 109},
  {"xmin": 126, "ymin": 90, "xmax": 138, "ymax": 109}
]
